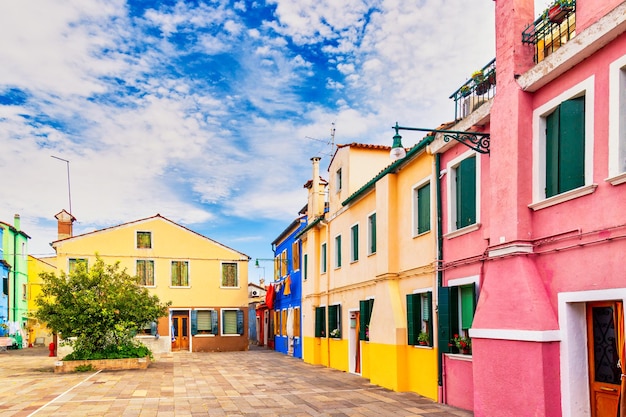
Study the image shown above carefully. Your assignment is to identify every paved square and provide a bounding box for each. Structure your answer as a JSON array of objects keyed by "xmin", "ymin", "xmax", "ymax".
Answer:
[{"xmin": 0, "ymin": 347, "xmax": 473, "ymax": 416}]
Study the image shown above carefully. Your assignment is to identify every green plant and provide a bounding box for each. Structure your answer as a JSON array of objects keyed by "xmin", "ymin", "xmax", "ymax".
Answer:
[
  {"xmin": 460, "ymin": 85, "xmax": 471, "ymax": 97},
  {"xmin": 74, "ymin": 364, "xmax": 96, "ymax": 372},
  {"xmin": 471, "ymin": 69, "xmax": 484, "ymax": 80},
  {"xmin": 417, "ymin": 331, "xmax": 430, "ymax": 345},
  {"xmin": 452, "ymin": 334, "xmax": 472, "ymax": 352},
  {"xmin": 330, "ymin": 328, "xmax": 341, "ymax": 338}
]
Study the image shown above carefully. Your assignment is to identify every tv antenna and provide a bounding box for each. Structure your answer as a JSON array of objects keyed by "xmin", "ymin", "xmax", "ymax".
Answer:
[{"xmin": 305, "ymin": 122, "xmax": 336, "ymax": 157}]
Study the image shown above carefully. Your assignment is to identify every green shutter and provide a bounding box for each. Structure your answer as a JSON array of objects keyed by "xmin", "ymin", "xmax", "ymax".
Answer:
[
  {"xmin": 211, "ymin": 310, "xmax": 218, "ymax": 334},
  {"xmin": 456, "ymin": 157, "xmax": 476, "ymax": 228},
  {"xmin": 438, "ymin": 286, "xmax": 459, "ymax": 353},
  {"xmin": 426, "ymin": 292, "xmax": 433, "ymax": 346},
  {"xmin": 559, "ymin": 97, "xmax": 585, "ymax": 193},
  {"xmin": 237, "ymin": 310, "xmax": 244, "ymax": 335},
  {"xmin": 191, "ymin": 310, "xmax": 198, "ymax": 335},
  {"xmin": 359, "ymin": 300, "xmax": 367, "ymax": 340},
  {"xmin": 370, "ymin": 213, "xmax": 377, "ymax": 253},
  {"xmin": 315, "ymin": 307, "xmax": 326, "ymax": 337},
  {"xmin": 150, "ymin": 321, "xmax": 157, "ymax": 336},
  {"xmin": 352, "ymin": 225, "xmax": 359, "ymax": 261},
  {"xmin": 303, "ymin": 254, "xmax": 308, "ymax": 280},
  {"xmin": 461, "ymin": 284, "xmax": 476, "ymax": 330},
  {"xmin": 417, "ymin": 183, "xmax": 431, "ymax": 234},
  {"xmin": 546, "ymin": 107, "xmax": 560, "ymax": 198},
  {"xmin": 406, "ymin": 294, "xmax": 422, "ymax": 345},
  {"xmin": 336, "ymin": 236, "xmax": 342, "ymax": 268}
]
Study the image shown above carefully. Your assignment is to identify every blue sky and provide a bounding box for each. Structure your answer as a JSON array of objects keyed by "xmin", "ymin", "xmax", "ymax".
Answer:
[{"xmin": 0, "ymin": 0, "xmax": 544, "ymax": 283}]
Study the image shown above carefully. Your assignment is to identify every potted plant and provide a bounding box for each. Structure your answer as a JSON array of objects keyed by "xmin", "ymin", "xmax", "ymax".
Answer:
[
  {"xmin": 459, "ymin": 85, "xmax": 471, "ymax": 97},
  {"xmin": 330, "ymin": 328, "xmax": 341, "ymax": 338},
  {"xmin": 547, "ymin": 0, "xmax": 574, "ymax": 24},
  {"xmin": 452, "ymin": 333, "xmax": 472, "ymax": 354},
  {"xmin": 417, "ymin": 331, "xmax": 430, "ymax": 346},
  {"xmin": 471, "ymin": 69, "xmax": 484, "ymax": 83}
]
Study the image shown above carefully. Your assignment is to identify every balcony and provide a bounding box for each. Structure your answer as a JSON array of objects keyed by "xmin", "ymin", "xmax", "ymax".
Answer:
[
  {"xmin": 449, "ymin": 58, "xmax": 496, "ymax": 121},
  {"xmin": 522, "ymin": 1, "xmax": 576, "ymax": 63}
]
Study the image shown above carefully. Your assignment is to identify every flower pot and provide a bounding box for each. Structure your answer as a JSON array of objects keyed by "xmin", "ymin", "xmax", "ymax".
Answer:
[
  {"xmin": 475, "ymin": 81, "xmax": 490, "ymax": 96},
  {"xmin": 548, "ymin": 4, "xmax": 572, "ymax": 24},
  {"xmin": 419, "ymin": 341, "xmax": 428, "ymax": 346},
  {"xmin": 461, "ymin": 348, "xmax": 471, "ymax": 355},
  {"xmin": 448, "ymin": 344, "xmax": 459, "ymax": 354}
]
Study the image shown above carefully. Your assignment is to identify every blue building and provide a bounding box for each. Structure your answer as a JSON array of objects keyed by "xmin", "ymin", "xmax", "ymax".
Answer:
[{"xmin": 271, "ymin": 214, "xmax": 306, "ymax": 358}]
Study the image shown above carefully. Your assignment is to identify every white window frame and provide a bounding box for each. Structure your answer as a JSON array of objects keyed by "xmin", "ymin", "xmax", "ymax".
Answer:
[
  {"xmin": 412, "ymin": 176, "xmax": 432, "ymax": 237},
  {"xmin": 367, "ymin": 211, "xmax": 377, "ymax": 256},
  {"xmin": 321, "ymin": 242, "xmax": 327, "ymax": 274},
  {"xmin": 170, "ymin": 260, "xmax": 190, "ymax": 288},
  {"xmin": 608, "ymin": 54, "xmax": 626, "ymax": 185},
  {"xmin": 220, "ymin": 261, "xmax": 239, "ymax": 289},
  {"xmin": 350, "ymin": 223, "xmax": 359, "ymax": 263},
  {"xmin": 445, "ymin": 150, "xmax": 481, "ymax": 237},
  {"xmin": 448, "ymin": 275, "xmax": 480, "ymax": 341},
  {"xmin": 136, "ymin": 259, "xmax": 156, "ymax": 287},
  {"xmin": 221, "ymin": 308, "xmax": 243, "ymax": 337},
  {"xmin": 195, "ymin": 308, "xmax": 217, "ymax": 337},
  {"xmin": 411, "ymin": 287, "xmax": 434, "ymax": 348},
  {"xmin": 530, "ymin": 76, "xmax": 596, "ymax": 210},
  {"xmin": 292, "ymin": 240, "xmax": 301, "ymax": 272},
  {"xmin": 336, "ymin": 168, "xmax": 343, "ymax": 192},
  {"xmin": 136, "ymin": 230, "xmax": 152, "ymax": 249}
]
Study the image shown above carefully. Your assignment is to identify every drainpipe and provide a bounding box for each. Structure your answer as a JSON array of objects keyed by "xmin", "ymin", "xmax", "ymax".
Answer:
[
  {"xmin": 12, "ymin": 215, "xmax": 19, "ymax": 323},
  {"xmin": 435, "ymin": 154, "xmax": 446, "ymax": 403}
]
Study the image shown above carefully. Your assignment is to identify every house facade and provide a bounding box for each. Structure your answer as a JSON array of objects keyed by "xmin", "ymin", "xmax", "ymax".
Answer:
[
  {"xmin": 0, "ymin": 214, "xmax": 30, "ymax": 340},
  {"xmin": 271, "ymin": 215, "xmax": 306, "ymax": 358},
  {"xmin": 50, "ymin": 212, "xmax": 250, "ymax": 354},
  {"xmin": 299, "ymin": 142, "xmax": 440, "ymax": 400},
  {"xmin": 0, "ymin": 228, "xmax": 9, "ymax": 336},
  {"xmin": 26, "ymin": 255, "xmax": 56, "ymax": 346}
]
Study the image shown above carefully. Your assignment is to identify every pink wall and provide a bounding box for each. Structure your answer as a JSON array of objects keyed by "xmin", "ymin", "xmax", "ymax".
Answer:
[
  {"xmin": 444, "ymin": 356, "xmax": 474, "ymax": 411},
  {"xmin": 472, "ymin": 339, "xmax": 561, "ymax": 417},
  {"xmin": 575, "ymin": 0, "xmax": 623, "ymax": 32}
]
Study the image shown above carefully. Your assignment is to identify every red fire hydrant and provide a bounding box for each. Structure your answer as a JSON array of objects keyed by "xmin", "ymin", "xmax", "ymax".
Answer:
[{"xmin": 48, "ymin": 342, "xmax": 55, "ymax": 357}]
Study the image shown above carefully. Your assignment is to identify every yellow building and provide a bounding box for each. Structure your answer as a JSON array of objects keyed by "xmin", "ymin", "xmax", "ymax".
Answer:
[
  {"xmin": 26, "ymin": 255, "xmax": 56, "ymax": 347},
  {"xmin": 50, "ymin": 211, "xmax": 250, "ymax": 354},
  {"xmin": 300, "ymin": 139, "xmax": 439, "ymax": 400}
]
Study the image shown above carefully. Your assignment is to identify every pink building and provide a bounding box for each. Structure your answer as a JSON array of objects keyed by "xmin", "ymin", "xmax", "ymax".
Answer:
[{"xmin": 429, "ymin": 1, "xmax": 626, "ymax": 416}]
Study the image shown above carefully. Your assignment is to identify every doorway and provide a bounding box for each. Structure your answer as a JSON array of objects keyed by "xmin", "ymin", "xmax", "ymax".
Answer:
[
  {"xmin": 349, "ymin": 310, "xmax": 361, "ymax": 374},
  {"xmin": 586, "ymin": 301, "xmax": 623, "ymax": 417},
  {"xmin": 171, "ymin": 312, "xmax": 190, "ymax": 352}
]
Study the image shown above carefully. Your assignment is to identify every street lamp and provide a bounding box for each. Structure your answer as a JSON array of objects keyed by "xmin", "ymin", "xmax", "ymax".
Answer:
[
  {"xmin": 254, "ymin": 259, "xmax": 266, "ymax": 281},
  {"xmin": 390, "ymin": 122, "xmax": 491, "ymax": 161}
]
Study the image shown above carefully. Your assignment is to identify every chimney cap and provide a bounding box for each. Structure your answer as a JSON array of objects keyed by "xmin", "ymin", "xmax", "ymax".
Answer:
[{"xmin": 55, "ymin": 209, "xmax": 76, "ymax": 222}]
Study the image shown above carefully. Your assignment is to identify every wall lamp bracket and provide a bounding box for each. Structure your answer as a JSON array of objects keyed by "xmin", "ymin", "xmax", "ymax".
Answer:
[{"xmin": 392, "ymin": 122, "xmax": 490, "ymax": 156}]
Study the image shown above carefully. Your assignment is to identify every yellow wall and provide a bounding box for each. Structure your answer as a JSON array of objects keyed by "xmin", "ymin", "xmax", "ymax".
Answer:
[
  {"xmin": 301, "ymin": 144, "xmax": 439, "ymax": 400},
  {"xmin": 27, "ymin": 255, "xmax": 56, "ymax": 345}
]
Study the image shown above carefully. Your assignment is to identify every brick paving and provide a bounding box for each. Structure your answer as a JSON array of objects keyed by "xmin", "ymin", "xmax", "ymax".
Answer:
[{"xmin": 0, "ymin": 346, "xmax": 473, "ymax": 417}]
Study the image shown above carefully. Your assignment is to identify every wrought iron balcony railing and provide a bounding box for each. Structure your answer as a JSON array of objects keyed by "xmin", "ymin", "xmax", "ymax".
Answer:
[
  {"xmin": 449, "ymin": 58, "xmax": 496, "ymax": 121},
  {"xmin": 522, "ymin": 1, "xmax": 576, "ymax": 63}
]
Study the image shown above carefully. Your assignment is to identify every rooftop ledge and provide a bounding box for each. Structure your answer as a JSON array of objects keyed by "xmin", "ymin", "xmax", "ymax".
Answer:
[{"xmin": 518, "ymin": 2, "xmax": 626, "ymax": 92}]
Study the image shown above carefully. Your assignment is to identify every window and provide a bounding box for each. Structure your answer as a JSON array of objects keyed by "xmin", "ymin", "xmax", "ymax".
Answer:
[
  {"xmin": 68, "ymin": 258, "xmax": 88, "ymax": 274},
  {"xmin": 171, "ymin": 261, "xmax": 189, "ymax": 286},
  {"xmin": 275, "ymin": 250, "xmax": 287, "ymax": 279},
  {"xmin": 321, "ymin": 243, "xmax": 327, "ymax": 274},
  {"xmin": 222, "ymin": 309, "xmax": 244, "ymax": 335},
  {"xmin": 453, "ymin": 155, "xmax": 477, "ymax": 230},
  {"xmin": 328, "ymin": 304, "xmax": 342, "ymax": 338},
  {"xmin": 336, "ymin": 168, "xmax": 342, "ymax": 192},
  {"xmin": 191, "ymin": 310, "xmax": 218, "ymax": 335},
  {"xmin": 281, "ymin": 309, "xmax": 287, "ymax": 336},
  {"xmin": 334, "ymin": 235, "xmax": 342, "ymax": 268},
  {"xmin": 2, "ymin": 275, "xmax": 7, "ymax": 296},
  {"xmin": 137, "ymin": 231, "xmax": 152, "ymax": 249},
  {"xmin": 367, "ymin": 213, "xmax": 377, "ymax": 255},
  {"xmin": 22, "ymin": 283, "xmax": 27, "ymax": 300},
  {"xmin": 274, "ymin": 310, "xmax": 281, "ymax": 336},
  {"xmin": 221, "ymin": 262, "xmax": 238, "ymax": 287},
  {"xmin": 359, "ymin": 299, "xmax": 374, "ymax": 341},
  {"xmin": 545, "ymin": 97, "xmax": 586, "ymax": 197},
  {"xmin": 292, "ymin": 241, "xmax": 300, "ymax": 271},
  {"xmin": 303, "ymin": 254, "xmax": 308, "ymax": 280},
  {"xmin": 414, "ymin": 181, "xmax": 431, "ymax": 235},
  {"xmin": 531, "ymin": 78, "xmax": 595, "ymax": 208},
  {"xmin": 407, "ymin": 291, "xmax": 433, "ymax": 346},
  {"xmin": 293, "ymin": 306, "xmax": 301, "ymax": 338},
  {"xmin": 438, "ymin": 280, "xmax": 477, "ymax": 353},
  {"xmin": 139, "ymin": 321, "xmax": 157, "ymax": 336},
  {"xmin": 315, "ymin": 306, "xmax": 326, "ymax": 338},
  {"xmin": 608, "ymin": 56, "xmax": 626, "ymax": 183},
  {"xmin": 136, "ymin": 260, "xmax": 155, "ymax": 286},
  {"xmin": 351, "ymin": 224, "xmax": 359, "ymax": 262}
]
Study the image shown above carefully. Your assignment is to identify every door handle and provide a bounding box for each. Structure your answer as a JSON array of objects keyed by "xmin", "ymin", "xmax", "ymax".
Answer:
[{"xmin": 600, "ymin": 387, "xmax": 618, "ymax": 392}]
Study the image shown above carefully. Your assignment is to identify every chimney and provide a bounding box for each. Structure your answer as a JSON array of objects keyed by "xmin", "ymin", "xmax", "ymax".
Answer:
[
  {"xmin": 259, "ymin": 278, "xmax": 265, "ymax": 287},
  {"xmin": 310, "ymin": 157, "xmax": 323, "ymax": 217},
  {"xmin": 13, "ymin": 214, "xmax": 20, "ymax": 231},
  {"xmin": 55, "ymin": 210, "xmax": 76, "ymax": 240}
]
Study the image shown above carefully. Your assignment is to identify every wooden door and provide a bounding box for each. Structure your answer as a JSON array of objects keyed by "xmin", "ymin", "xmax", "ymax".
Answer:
[
  {"xmin": 171, "ymin": 313, "xmax": 190, "ymax": 352},
  {"xmin": 587, "ymin": 301, "xmax": 622, "ymax": 417}
]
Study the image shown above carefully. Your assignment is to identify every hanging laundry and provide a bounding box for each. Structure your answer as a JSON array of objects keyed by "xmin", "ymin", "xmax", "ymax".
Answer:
[{"xmin": 265, "ymin": 283, "xmax": 275, "ymax": 310}]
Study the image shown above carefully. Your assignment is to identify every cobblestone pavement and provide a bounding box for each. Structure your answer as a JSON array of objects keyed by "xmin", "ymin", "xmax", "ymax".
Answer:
[{"xmin": 0, "ymin": 346, "xmax": 473, "ymax": 417}]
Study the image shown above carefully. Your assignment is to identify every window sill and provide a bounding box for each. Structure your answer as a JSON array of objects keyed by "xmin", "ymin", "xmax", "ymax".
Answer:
[
  {"xmin": 413, "ymin": 344, "xmax": 433, "ymax": 349},
  {"xmin": 445, "ymin": 353, "xmax": 473, "ymax": 361},
  {"xmin": 193, "ymin": 334, "xmax": 215, "ymax": 337},
  {"xmin": 606, "ymin": 172, "xmax": 626, "ymax": 186},
  {"xmin": 169, "ymin": 286, "xmax": 191, "ymax": 289},
  {"xmin": 222, "ymin": 334, "xmax": 243, "ymax": 337},
  {"xmin": 529, "ymin": 184, "xmax": 598, "ymax": 211},
  {"xmin": 444, "ymin": 223, "xmax": 481, "ymax": 239},
  {"xmin": 413, "ymin": 230, "xmax": 432, "ymax": 239},
  {"xmin": 220, "ymin": 286, "xmax": 240, "ymax": 289}
]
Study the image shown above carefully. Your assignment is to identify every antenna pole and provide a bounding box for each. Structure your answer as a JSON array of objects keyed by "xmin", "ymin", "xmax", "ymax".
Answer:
[{"xmin": 51, "ymin": 155, "xmax": 72, "ymax": 214}]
